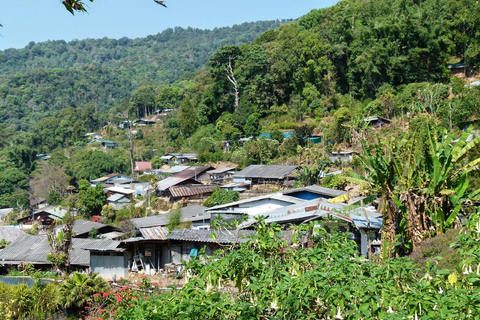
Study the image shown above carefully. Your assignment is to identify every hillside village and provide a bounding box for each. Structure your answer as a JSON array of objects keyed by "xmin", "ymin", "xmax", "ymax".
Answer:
[{"xmin": 1, "ymin": 0, "xmax": 480, "ymax": 318}]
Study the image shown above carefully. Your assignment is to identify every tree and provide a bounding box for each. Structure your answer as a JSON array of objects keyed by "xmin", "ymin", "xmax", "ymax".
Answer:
[
  {"xmin": 210, "ymin": 45, "xmax": 243, "ymax": 111},
  {"xmin": 77, "ymin": 180, "xmax": 106, "ymax": 218},
  {"xmin": 62, "ymin": 0, "xmax": 167, "ymax": 14},
  {"xmin": 31, "ymin": 164, "xmax": 71, "ymax": 201},
  {"xmin": 47, "ymin": 212, "xmax": 74, "ymax": 276},
  {"xmin": 178, "ymin": 98, "xmax": 198, "ymax": 137},
  {"xmin": 347, "ymin": 126, "xmax": 480, "ymax": 257},
  {"xmin": 131, "ymin": 83, "xmax": 156, "ymax": 118}
]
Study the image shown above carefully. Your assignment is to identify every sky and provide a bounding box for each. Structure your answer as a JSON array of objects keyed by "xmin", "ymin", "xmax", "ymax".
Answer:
[{"xmin": 0, "ymin": 0, "xmax": 339, "ymax": 51}]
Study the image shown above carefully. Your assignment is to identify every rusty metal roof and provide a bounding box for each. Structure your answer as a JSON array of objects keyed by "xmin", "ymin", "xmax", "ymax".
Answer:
[
  {"xmin": 139, "ymin": 227, "xmax": 169, "ymax": 240},
  {"xmin": 169, "ymin": 184, "xmax": 216, "ymax": 198}
]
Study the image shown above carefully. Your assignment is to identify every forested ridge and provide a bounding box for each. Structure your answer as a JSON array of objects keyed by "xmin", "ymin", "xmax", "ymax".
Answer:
[{"xmin": 0, "ymin": 21, "xmax": 286, "ymax": 130}]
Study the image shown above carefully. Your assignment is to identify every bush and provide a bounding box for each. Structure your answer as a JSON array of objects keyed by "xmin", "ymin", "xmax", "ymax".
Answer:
[
  {"xmin": 0, "ymin": 282, "xmax": 61, "ymax": 319},
  {"xmin": 408, "ymin": 228, "xmax": 463, "ymax": 273}
]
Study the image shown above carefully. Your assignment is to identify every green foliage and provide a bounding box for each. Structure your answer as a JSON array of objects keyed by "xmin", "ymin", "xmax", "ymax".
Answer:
[
  {"xmin": 409, "ymin": 228, "xmax": 463, "ymax": 273},
  {"xmin": 0, "ymin": 239, "xmax": 10, "ymax": 249},
  {"xmin": 77, "ymin": 180, "xmax": 106, "ymax": 218},
  {"xmin": 0, "ymin": 282, "xmax": 61, "ymax": 319},
  {"xmin": 204, "ymin": 187, "xmax": 240, "ymax": 207},
  {"xmin": 295, "ymin": 158, "xmax": 332, "ymax": 187},
  {"xmin": 167, "ymin": 208, "xmax": 182, "ymax": 234},
  {"xmin": 60, "ymin": 272, "xmax": 109, "ymax": 312},
  {"xmin": 86, "ymin": 217, "xmax": 480, "ymax": 319},
  {"xmin": 47, "ymin": 190, "xmax": 62, "ymax": 205}
]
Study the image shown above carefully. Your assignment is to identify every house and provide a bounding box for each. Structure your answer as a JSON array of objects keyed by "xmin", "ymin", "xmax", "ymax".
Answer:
[
  {"xmin": 236, "ymin": 197, "xmax": 382, "ymax": 258},
  {"xmin": 0, "ymin": 233, "xmax": 123, "ymax": 272},
  {"xmin": 134, "ymin": 161, "xmax": 152, "ymax": 173},
  {"xmin": 135, "ymin": 119, "xmax": 156, "ymax": 126},
  {"xmin": 91, "ymin": 173, "xmax": 139, "ymax": 187},
  {"xmin": 104, "ymin": 186, "xmax": 137, "ymax": 200},
  {"xmin": 118, "ymin": 121, "xmax": 131, "ymax": 129},
  {"xmin": 329, "ymin": 151, "xmax": 355, "ymax": 163},
  {"xmin": 89, "ymin": 139, "xmax": 117, "ymax": 150},
  {"xmin": 208, "ymin": 167, "xmax": 236, "ymax": 184},
  {"xmin": 85, "ymin": 132, "xmax": 102, "ymax": 140},
  {"xmin": 219, "ymin": 182, "xmax": 250, "ymax": 192},
  {"xmin": 160, "ymin": 153, "xmax": 198, "ymax": 166},
  {"xmin": 233, "ymin": 165, "xmax": 298, "ymax": 187},
  {"xmin": 156, "ymin": 177, "xmax": 199, "ymax": 197},
  {"xmin": 364, "ymin": 116, "xmax": 391, "ymax": 128},
  {"xmin": 448, "ymin": 62, "xmax": 473, "ymax": 77},
  {"xmin": 206, "ymin": 185, "xmax": 347, "ymax": 226},
  {"xmin": 118, "ymin": 228, "xmax": 254, "ymax": 276},
  {"xmin": 107, "ymin": 193, "xmax": 132, "ymax": 210},
  {"xmin": 29, "ymin": 196, "xmax": 47, "ymax": 210},
  {"xmin": 17, "ymin": 206, "xmax": 68, "ymax": 229}
]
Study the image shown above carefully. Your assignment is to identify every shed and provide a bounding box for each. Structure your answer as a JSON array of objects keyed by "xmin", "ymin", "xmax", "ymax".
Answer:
[{"xmin": 364, "ymin": 116, "xmax": 391, "ymax": 128}]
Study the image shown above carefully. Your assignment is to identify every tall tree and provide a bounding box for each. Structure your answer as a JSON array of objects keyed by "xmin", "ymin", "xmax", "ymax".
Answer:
[{"xmin": 210, "ymin": 45, "xmax": 242, "ymax": 111}]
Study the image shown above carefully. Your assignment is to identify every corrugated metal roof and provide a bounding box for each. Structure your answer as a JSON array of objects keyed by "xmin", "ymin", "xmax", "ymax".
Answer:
[
  {"xmin": 55, "ymin": 219, "xmax": 111, "ymax": 237},
  {"xmin": 169, "ymin": 185, "xmax": 216, "ymax": 198},
  {"xmin": 33, "ymin": 206, "xmax": 68, "ymax": 218},
  {"xmin": 207, "ymin": 192, "xmax": 305, "ymax": 211},
  {"xmin": 134, "ymin": 161, "xmax": 152, "ymax": 171},
  {"xmin": 207, "ymin": 167, "xmax": 236, "ymax": 174},
  {"xmin": 168, "ymin": 229, "xmax": 256, "ymax": 244},
  {"xmin": 156, "ymin": 166, "xmax": 190, "ymax": 174},
  {"xmin": 0, "ymin": 208, "xmax": 13, "ymax": 217},
  {"xmin": 157, "ymin": 177, "xmax": 197, "ymax": 191},
  {"xmin": 105, "ymin": 186, "xmax": 136, "ymax": 195},
  {"xmin": 282, "ymin": 185, "xmax": 347, "ymax": 199},
  {"xmin": 173, "ymin": 166, "xmax": 213, "ymax": 179},
  {"xmin": 0, "ymin": 226, "xmax": 25, "ymax": 243},
  {"xmin": 139, "ymin": 227, "xmax": 168, "ymax": 240},
  {"xmin": 107, "ymin": 193, "xmax": 129, "ymax": 202},
  {"xmin": 131, "ymin": 205, "xmax": 209, "ymax": 228},
  {"xmin": 234, "ymin": 165, "xmax": 298, "ymax": 179},
  {"xmin": 0, "ymin": 234, "xmax": 122, "ymax": 266}
]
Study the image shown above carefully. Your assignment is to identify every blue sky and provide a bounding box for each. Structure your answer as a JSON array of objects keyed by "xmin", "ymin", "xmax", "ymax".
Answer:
[{"xmin": 0, "ymin": 0, "xmax": 339, "ymax": 50}]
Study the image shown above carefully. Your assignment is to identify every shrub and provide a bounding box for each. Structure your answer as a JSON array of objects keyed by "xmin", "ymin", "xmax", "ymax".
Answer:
[{"xmin": 408, "ymin": 228, "xmax": 463, "ymax": 273}]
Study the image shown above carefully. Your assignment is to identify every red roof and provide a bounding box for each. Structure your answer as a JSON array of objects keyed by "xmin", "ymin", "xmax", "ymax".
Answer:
[{"xmin": 134, "ymin": 161, "xmax": 152, "ymax": 172}]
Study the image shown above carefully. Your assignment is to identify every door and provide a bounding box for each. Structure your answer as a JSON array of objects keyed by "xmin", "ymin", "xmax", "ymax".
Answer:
[{"xmin": 170, "ymin": 244, "xmax": 182, "ymax": 264}]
